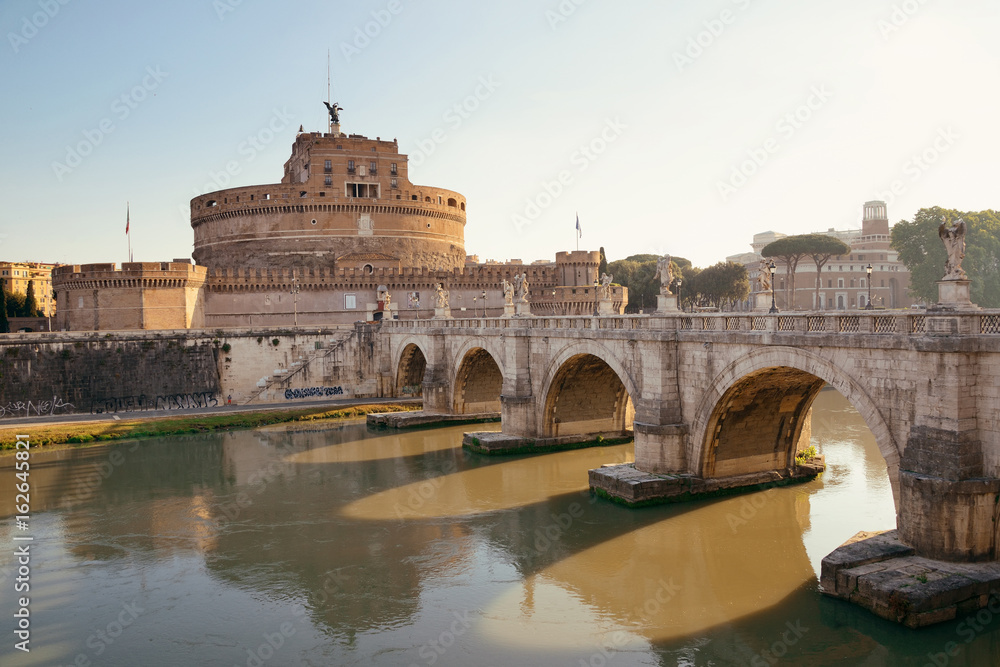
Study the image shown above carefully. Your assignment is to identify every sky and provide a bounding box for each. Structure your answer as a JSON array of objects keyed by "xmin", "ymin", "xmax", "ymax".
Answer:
[{"xmin": 1, "ymin": 0, "xmax": 998, "ymax": 269}]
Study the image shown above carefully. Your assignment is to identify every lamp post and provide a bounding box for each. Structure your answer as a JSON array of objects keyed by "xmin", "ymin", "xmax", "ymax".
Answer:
[
  {"xmin": 768, "ymin": 261, "xmax": 778, "ymax": 313},
  {"xmin": 291, "ymin": 277, "xmax": 300, "ymax": 326},
  {"xmin": 472, "ymin": 295, "xmax": 477, "ymax": 318},
  {"xmin": 551, "ymin": 289, "xmax": 557, "ymax": 316},
  {"xmin": 481, "ymin": 290, "xmax": 486, "ymax": 318},
  {"xmin": 593, "ymin": 280, "xmax": 599, "ymax": 317},
  {"xmin": 673, "ymin": 279, "xmax": 682, "ymax": 312},
  {"xmin": 865, "ymin": 263, "xmax": 873, "ymax": 310}
]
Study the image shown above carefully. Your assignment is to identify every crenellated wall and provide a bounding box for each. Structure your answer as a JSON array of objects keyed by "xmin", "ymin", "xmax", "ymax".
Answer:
[{"xmin": 52, "ymin": 262, "xmax": 207, "ymax": 331}]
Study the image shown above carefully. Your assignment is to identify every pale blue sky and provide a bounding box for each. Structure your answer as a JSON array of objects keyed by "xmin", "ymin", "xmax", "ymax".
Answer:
[{"xmin": 2, "ymin": 0, "xmax": 997, "ymax": 268}]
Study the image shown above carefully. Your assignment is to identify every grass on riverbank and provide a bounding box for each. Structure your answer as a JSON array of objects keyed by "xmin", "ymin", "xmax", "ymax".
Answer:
[{"xmin": 0, "ymin": 403, "xmax": 420, "ymax": 451}]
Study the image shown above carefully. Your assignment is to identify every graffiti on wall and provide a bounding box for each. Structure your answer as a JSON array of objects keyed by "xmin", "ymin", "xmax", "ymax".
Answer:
[
  {"xmin": 0, "ymin": 396, "xmax": 76, "ymax": 419},
  {"xmin": 90, "ymin": 391, "xmax": 219, "ymax": 414},
  {"xmin": 283, "ymin": 386, "xmax": 345, "ymax": 400}
]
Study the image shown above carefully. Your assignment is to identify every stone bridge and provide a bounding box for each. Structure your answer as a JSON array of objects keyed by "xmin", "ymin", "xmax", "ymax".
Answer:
[{"xmin": 377, "ymin": 310, "xmax": 1000, "ymax": 567}]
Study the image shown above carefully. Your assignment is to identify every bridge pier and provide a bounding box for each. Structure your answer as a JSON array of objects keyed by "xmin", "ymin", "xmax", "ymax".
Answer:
[{"xmin": 632, "ymin": 422, "xmax": 688, "ymax": 473}]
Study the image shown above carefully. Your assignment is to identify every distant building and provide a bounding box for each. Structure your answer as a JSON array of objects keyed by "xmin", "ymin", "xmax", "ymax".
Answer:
[
  {"xmin": 727, "ymin": 201, "xmax": 914, "ymax": 311},
  {"xmin": 52, "ymin": 114, "xmax": 626, "ymax": 330},
  {"xmin": 0, "ymin": 261, "xmax": 57, "ymax": 317}
]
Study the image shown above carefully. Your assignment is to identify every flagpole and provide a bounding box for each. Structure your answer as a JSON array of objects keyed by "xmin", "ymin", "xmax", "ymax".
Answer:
[{"xmin": 126, "ymin": 202, "xmax": 132, "ymax": 263}]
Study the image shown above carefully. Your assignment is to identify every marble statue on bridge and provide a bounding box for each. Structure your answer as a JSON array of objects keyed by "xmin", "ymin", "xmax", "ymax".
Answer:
[
  {"xmin": 654, "ymin": 255, "xmax": 674, "ymax": 295},
  {"xmin": 502, "ymin": 278, "xmax": 514, "ymax": 306},
  {"xmin": 757, "ymin": 258, "xmax": 772, "ymax": 292},
  {"xmin": 939, "ymin": 217, "xmax": 968, "ymax": 280},
  {"xmin": 599, "ymin": 273, "xmax": 614, "ymax": 300},
  {"xmin": 514, "ymin": 273, "xmax": 530, "ymax": 304},
  {"xmin": 435, "ymin": 283, "xmax": 450, "ymax": 308}
]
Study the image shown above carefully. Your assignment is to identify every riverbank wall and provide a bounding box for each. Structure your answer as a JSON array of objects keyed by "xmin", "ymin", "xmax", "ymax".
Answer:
[{"xmin": 0, "ymin": 324, "xmax": 380, "ymax": 419}]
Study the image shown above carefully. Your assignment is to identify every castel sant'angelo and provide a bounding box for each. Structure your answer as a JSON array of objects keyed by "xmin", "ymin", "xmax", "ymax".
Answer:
[{"xmin": 52, "ymin": 105, "xmax": 626, "ymax": 330}]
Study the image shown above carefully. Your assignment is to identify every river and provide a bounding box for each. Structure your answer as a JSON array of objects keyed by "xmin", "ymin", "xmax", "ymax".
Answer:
[{"xmin": 2, "ymin": 389, "xmax": 1000, "ymax": 666}]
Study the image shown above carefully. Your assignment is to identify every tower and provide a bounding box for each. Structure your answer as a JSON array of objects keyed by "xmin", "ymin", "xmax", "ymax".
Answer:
[{"xmin": 861, "ymin": 200, "xmax": 889, "ymax": 237}]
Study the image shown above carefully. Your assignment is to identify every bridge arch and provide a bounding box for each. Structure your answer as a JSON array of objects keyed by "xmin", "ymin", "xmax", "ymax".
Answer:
[
  {"xmin": 691, "ymin": 346, "xmax": 901, "ymax": 505},
  {"xmin": 451, "ymin": 345, "xmax": 503, "ymax": 415},
  {"xmin": 540, "ymin": 342, "xmax": 637, "ymax": 439},
  {"xmin": 394, "ymin": 340, "xmax": 427, "ymax": 398}
]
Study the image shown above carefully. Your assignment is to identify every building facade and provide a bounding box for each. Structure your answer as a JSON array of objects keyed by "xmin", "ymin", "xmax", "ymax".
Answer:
[
  {"xmin": 729, "ymin": 201, "xmax": 914, "ymax": 311},
  {"xmin": 52, "ymin": 117, "xmax": 626, "ymax": 330},
  {"xmin": 1, "ymin": 261, "xmax": 57, "ymax": 317}
]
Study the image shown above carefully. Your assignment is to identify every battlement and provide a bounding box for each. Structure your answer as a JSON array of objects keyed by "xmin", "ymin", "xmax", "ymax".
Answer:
[
  {"xmin": 54, "ymin": 262, "xmax": 208, "ymax": 284},
  {"xmin": 203, "ymin": 262, "xmax": 564, "ymax": 290}
]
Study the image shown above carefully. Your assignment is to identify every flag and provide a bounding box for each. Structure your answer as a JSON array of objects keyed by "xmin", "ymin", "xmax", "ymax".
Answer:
[
  {"xmin": 126, "ymin": 203, "xmax": 130, "ymax": 235},
  {"xmin": 575, "ymin": 214, "xmax": 581, "ymax": 238}
]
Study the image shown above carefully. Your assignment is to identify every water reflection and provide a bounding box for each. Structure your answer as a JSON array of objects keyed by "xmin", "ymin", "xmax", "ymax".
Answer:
[
  {"xmin": 340, "ymin": 442, "xmax": 632, "ymax": 519},
  {"xmin": 1, "ymin": 394, "xmax": 999, "ymax": 666}
]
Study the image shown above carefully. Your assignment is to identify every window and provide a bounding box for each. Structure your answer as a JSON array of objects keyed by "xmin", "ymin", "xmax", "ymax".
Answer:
[
  {"xmin": 346, "ymin": 183, "xmax": 380, "ymax": 198},
  {"xmin": 347, "ymin": 160, "xmax": 355, "ymax": 173},
  {"xmin": 370, "ymin": 161, "xmax": 377, "ymax": 172},
  {"xmin": 391, "ymin": 178, "xmax": 398, "ymax": 189},
  {"xmin": 324, "ymin": 160, "xmax": 332, "ymax": 173},
  {"xmin": 391, "ymin": 163, "xmax": 397, "ymax": 175},
  {"xmin": 325, "ymin": 175, "xmax": 332, "ymax": 186},
  {"xmin": 838, "ymin": 278, "xmax": 844, "ymax": 288},
  {"xmin": 345, "ymin": 294, "xmax": 356, "ymax": 309},
  {"xmin": 827, "ymin": 279, "xmax": 832, "ymax": 288}
]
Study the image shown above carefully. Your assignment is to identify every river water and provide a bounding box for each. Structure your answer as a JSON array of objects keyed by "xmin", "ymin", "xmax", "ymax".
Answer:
[{"xmin": 2, "ymin": 390, "xmax": 1000, "ymax": 666}]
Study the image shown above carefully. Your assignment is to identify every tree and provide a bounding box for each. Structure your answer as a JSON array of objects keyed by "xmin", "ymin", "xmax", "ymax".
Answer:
[
  {"xmin": 892, "ymin": 207, "xmax": 1000, "ymax": 307},
  {"xmin": 0, "ymin": 290, "xmax": 7, "ymax": 333},
  {"xmin": 24, "ymin": 280, "xmax": 39, "ymax": 317},
  {"xmin": 687, "ymin": 261, "xmax": 749, "ymax": 309},
  {"xmin": 598, "ymin": 247, "xmax": 608, "ymax": 277},
  {"xmin": 795, "ymin": 233, "xmax": 850, "ymax": 309},
  {"xmin": 609, "ymin": 254, "xmax": 692, "ymax": 313},
  {"xmin": 5, "ymin": 290, "xmax": 25, "ymax": 318},
  {"xmin": 761, "ymin": 236, "xmax": 813, "ymax": 309}
]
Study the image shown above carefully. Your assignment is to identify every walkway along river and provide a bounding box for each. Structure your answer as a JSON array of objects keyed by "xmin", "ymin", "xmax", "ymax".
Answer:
[{"xmin": 1, "ymin": 389, "xmax": 999, "ymax": 665}]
